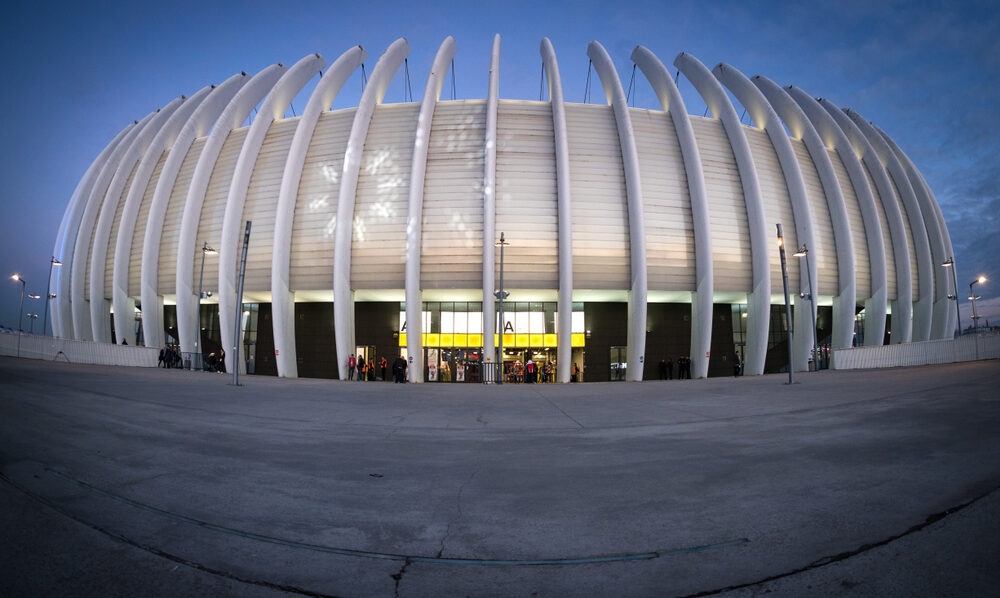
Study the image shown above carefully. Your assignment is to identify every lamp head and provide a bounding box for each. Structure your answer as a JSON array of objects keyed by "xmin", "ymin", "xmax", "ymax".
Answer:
[
  {"xmin": 11, "ymin": 273, "xmax": 20, "ymax": 282},
  {"xmin": 203, "ymin": 246, "xmax": 218, "ymax": 255},
  {"xmin": 51, "ymin": 257, "xmax": 62, "ymax": 266},
  {"xmin": 979, "ymin": 276, "xmax": 987, "ymax": 284}
]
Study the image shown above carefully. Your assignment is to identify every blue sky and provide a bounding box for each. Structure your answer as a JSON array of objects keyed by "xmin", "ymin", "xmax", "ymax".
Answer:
[{"xmin": 1, "ymin": 0, "xmax": 997, "ymax": 333}]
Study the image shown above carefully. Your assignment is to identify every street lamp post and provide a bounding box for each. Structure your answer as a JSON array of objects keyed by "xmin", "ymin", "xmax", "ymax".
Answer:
[
  {"xmin": 194, "ymin": 242, "xmax": 218, "ymax": 370},
  {"xmin": 941, "ymin": 258, "xmax": 962, "ymax": 338},
  {"xmin": 776, "ymin": 225, "xmax": 794, "ymax": 385},
  {"xmin": 43, "ymin": 257, "xmax": 62, "ymax": 337},
  {"xmin": 26, "ymin": 313, "xmax": 38, "ymax": 334},
  {"xmin": 793, "ymin": 244, "xmax": 819, "ymax": 370},
  {"xmin": 10, "ymin": 274, "xmax": 26, "ymax": 358},
  {"xmin": 494, "ymin": 232, "xmax": 510, "ymax": 385},
  {"xmin": 969, "ymin": 275, "xmax": 987, "ymax": 360}
]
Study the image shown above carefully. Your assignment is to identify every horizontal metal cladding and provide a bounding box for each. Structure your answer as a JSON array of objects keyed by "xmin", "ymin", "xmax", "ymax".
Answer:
[
  {"xmin": 887, "ymin": 174, "xmax": 921, "ymax": 301},
  {"xmin": 827, "ymin": 148, "xmax": 871, "ymax": 299},
  {"xmin": 790, "ymin": 139, "xmax": 837, "ymax": 296},
  {"xmin": 289, "ymin": 108, "xmax": 355, "ymax": 291},
  {"xmin": 192, "ymin": 128, "xmax": 249, "ymax": 295},
  {"xmin": 91, "ymin": 162, "xmax": 138, "ymax": 299},
  {"xmin": 744, "ymin": 127, "xmax": 799, "ymax": 296},
  {"xmin": 238, "ymin": 117, "xmax": 299, "ymax": 293},
  {"xmin": 689, "ymin": 116, "xmax": 751, "ymax": 294},
  {"xmin": 565, "ymin": 103, "xmax": 629, "ymax": 290},
  {"xmin": 495, "ymin": 100, "xmax": 558, "ymax": 289},
  {"xmin": 630, "ymin": 107, "xmax": 694, "ymax": 292},
  {"xmin": 861, "ymin": 160, "xmax": 898, "ymax": 301},
  {"xmin": 421, "ymin": 100, "xmax": 486, "ymax": 290},
  {"xmin": 353, "ymin": 103, "xmax": 420, "ymax": 289},
  {"xmin": 128, "ymin": 152, "xmax": 168, "ymax": 297},
  {"xmin": 158, "ymin": 138, "xmax": 206, "ymax": 294}
]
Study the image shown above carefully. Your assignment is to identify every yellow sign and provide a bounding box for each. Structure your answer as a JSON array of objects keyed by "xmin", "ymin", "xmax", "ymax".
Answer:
[{"xmin": 400, "ymin": 332, "xmax": 584, "ymax": 348}]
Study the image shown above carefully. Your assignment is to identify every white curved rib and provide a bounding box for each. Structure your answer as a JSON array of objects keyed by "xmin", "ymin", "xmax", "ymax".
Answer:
[
  {"xmin": 52, "ymin": 122, "xmax": 135, "ymax": 338},
  {"xmin": 482, "ymin": 34, "xmax": 501, "ymax": 376},
  {"xmin": 631, "ymin": 46, "xmax": 713, "ymax": 379},
  {"xmin": 113, "ymin": 87, "xmax": 212, "ymax": 346},
  {"xmin": 540, "ymin": 38, "xmax": 575, "ymax": 384},
  {"xmin": 588, "ymin": 40, "xmax": 647, "ymax": 381},
  {"xmin": 846, "ymin": 110, "xmax": 946, "ymax": 340},
  {"xmin": 874, "ymin": 124, "xmax": 957, "ymax": 337},
  {"xmin": 141, "ymin": 72, "xmax": 250, "ymax": 349},
  {"xmin": 676, "ymin": 53, "xmax": 770, "ymax": 375},
  {"xmin": 819, "ymin": 100, "xmax": 924, "ymax": 343},
  {"xmin": 714, "ymin": 63, "xmax": 818, "ymax": 371},
  {"xmin": 405, "ymin": 37, "xmax": 457, "ymax": 383},
  {"xmin": 174, "ymin": 63, "xmax": 286, "ymax": 361},
  {"xmin": 71, "ymin": 112, "xmax": 155, "ymax": 341},
  {"xmin": 219, "ymin": 53, "xmax": 325, "ymax": 375},
  {"xmin": 334, "ymin": 38, "xmax": 409, "ymax": 381},
  {"xmin": 272, "ymin": 46, "xmax": 366, "ymax": 378},
  {"xmin": 751, "ymin": 76, "xmax": 857, "ymax": 352},
  {"xmin": 89, "ymin": 100, "xmax": 184, "ymax": 343},
  {"xmin": 785, "ymin": 87, "xmax": 888, "ymax": 346}
]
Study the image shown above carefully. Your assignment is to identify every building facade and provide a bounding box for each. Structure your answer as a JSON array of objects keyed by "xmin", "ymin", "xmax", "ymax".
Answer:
[{"xmin": 50, "ymin": 36, "xmax": 958, "ymax": 382}]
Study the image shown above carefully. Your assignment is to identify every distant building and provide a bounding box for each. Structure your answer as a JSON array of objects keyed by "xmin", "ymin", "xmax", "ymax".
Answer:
[{"xmin": 50, "ymin": 37, "xmax": 956, "ymax": 382}]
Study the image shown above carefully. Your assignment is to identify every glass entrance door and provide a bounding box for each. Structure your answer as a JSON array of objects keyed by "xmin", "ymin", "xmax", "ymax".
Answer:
[
  {"xmin": 609, "ymin": 346, "xmax": 627, "ymax": 381},
  {"xmin": 355, "ymin": 345, "xmax": 375, "ymax": 381}
]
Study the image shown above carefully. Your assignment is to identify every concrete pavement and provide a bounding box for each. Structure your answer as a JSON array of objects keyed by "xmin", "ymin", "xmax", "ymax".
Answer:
[{"xmin": 1, "ymin": 356, "xmax": 999, "ymax": 597}]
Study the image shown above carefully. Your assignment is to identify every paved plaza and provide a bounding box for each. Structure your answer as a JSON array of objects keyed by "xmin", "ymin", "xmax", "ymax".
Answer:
[{"xmin": 1, "ymin": 356, "xmax": 999, "ymax": 597}]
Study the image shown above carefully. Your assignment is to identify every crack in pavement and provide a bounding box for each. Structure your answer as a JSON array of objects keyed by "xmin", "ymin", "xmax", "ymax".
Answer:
[
  {"xmin": 436, "ymin": 464, "xmax": 482, "ymax": 559},
  {"xmin": 391, "ymin": 558, "xmax": 411, "ymax": 598},
  {"xmin": 676, "ymin": 483, "xmax": 1000, "ymax": 598}
]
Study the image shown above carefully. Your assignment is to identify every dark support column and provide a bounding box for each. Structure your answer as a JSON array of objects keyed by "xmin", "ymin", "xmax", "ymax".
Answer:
[
  {"xmin": 643, "ymin": 303, "xmax": 692, "ymax": 379},
  {"xmin": 294, "ymin": 302, "xmax": 337, "ymax": 379}
]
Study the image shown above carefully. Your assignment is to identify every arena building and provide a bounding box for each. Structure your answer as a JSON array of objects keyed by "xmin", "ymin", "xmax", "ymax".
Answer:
[{"xmin": 49, "ymin": 35, "xmax": 958, "ymax": 383}]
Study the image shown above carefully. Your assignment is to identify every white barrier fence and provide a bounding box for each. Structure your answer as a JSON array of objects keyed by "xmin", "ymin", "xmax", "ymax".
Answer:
[
  {"xmin": 832, "ymin": 333, "xmax": 1000, "ymax": 370},
  {"xmin": 0, "ymin": 332, "xmax": 158, "ymax": 367}
]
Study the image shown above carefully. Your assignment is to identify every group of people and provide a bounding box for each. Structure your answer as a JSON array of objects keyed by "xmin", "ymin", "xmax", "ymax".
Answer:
[
  {"xmin": 657, "ymin": 356, "xmax": 692, "ymax": 380},
  {"xmin": 205, "ymin": 349, "xmax": 227, "ymax": 373},
  {"xmin": 157, "ymin": 346, "xmax": 182, "ymax": 368},
  {"xmin": 346, "ymin": 354, "xmax": 390, "ymax": 382},
  {"xmin": 505, "ymin": 359, "xmax": 555, "ymax": 383}
]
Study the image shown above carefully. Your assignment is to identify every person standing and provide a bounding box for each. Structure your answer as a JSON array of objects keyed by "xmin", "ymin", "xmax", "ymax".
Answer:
[
  {"xmin": 218, "ymin": 348, "xmax": 227, "ymax": 374},
  {"xmin": 356, "ymin": 355, "xmax": 365, "ymax": 382},
  {"xmin": 380, "ymin": 356, "xmax": 387, "ymax": 381},
  {"xmin": 658, "ymin": 359, "xmax": 667, "ymax": 380},
  {"xmin": 392, "ymin": 355, "xmax": 406, "ymax": 383},
  {"xmin": 158, "ymin": 346, "xmax": 166, "ymax": 368},
  {"xmin": 347, "ymin": 354, "xmax": 356, "ymax": 381}
]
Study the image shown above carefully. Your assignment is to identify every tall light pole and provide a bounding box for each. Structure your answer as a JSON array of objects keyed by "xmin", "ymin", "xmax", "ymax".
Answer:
[
  {"xmin": 969, "ymin": 275, "xmax": 987, "ymax": 334},
  {"xmin": 793, "ymin": 244, "xmax": 819, "ymax": 370},
  {"xmin": 25, "ymin": 313, "xmax": 38, "ymax": 334},
  {"xmin": 941, "ymin": 258, "xmax": 961, "ymax": 338},
  {"xmin": 43, "ymin": 257, "xmax": 62, "ymax": 337},
  {"xmin": 776, "ymin": 225, "xmax": 794, "ymax": 385},
  {"xmin": 969, "ymin": 275, "xmax": 987, "ymax": 361},
  {"xmin": 495, "ymin": 232, "xmax": 509, "ymax": 385},
  {"xmin": 11, "ymin": 274, "xmax": 26, "ymax": 358},
  {"xmin": 194, "ymin": 242, "xmax": 218, "ymax": 370}
]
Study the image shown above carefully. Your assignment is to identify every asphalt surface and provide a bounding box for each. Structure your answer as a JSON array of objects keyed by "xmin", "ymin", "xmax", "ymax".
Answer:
[{"xmin": 1, "ymin": 356, "xmax": 999, "ymax": 597}]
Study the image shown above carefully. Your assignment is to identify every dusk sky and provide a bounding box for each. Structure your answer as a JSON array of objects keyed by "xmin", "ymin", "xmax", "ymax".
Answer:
[{"xmin": 1, "ymin": 0, "xmax": 997, "ymax": 334}]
